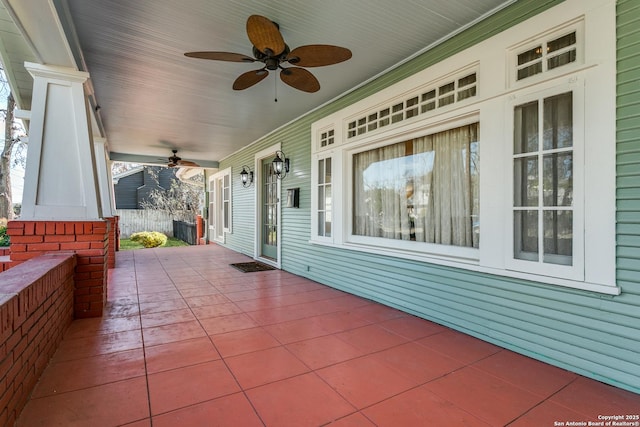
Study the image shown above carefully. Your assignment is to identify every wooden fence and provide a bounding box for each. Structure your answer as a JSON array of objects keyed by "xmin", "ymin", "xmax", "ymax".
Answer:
[{"xmin": 116, "ymin": 209, "xmax": 194, "ymax": 238}]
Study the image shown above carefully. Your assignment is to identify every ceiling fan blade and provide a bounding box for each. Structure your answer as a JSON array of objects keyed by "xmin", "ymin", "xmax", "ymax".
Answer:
[
  {"xmin": 233, "ymin": 69, "xmax": 269, "ymax": 90},
  {"xmin": 280, "ymin": 67, "xmax": 320, "ymax": 93},
  {"xmin": 287, "ymin": 45, "xmax": 352, "ymax": 67},
  {"xmin": 246, "ymin": 15, "xmax": 285, "ymax": 56},
  {"xmin": 184, "ymin": 51, "xmax": 255, "ymax": 62},
  {"xmin": 177, "ymin": 160, "xmax": 200, "ymax": 167}
]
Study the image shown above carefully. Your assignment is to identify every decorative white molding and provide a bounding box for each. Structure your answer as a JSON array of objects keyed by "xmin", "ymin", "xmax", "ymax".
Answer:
[
  {"xmin": 94, "ymin": 138, "xmax": 116, "ymax": 217},
  {"xmin": 21, "ymin": 62, "xmax": 102, "ymax": 220}
]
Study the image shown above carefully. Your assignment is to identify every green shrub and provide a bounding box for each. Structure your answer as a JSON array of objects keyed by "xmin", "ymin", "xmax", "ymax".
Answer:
[
  {"xmin": 129, "ymin": 231, "xmax": 167, "ymax": 248},
  {"xmin": 0, "ymin": 218, "xmax": 9, "ymax": 247}
]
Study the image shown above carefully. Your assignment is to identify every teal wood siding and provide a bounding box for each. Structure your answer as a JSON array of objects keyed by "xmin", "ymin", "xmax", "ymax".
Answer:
[
  {"xmin": 219, "ymin": 0, "xmax": 640, "ymax": 394},
  {"xmin": 617, "ymin": 0, "xmax": 640, "ymax": 291}
]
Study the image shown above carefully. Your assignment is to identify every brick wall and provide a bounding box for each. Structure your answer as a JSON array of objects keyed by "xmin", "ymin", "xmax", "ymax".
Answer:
[
  {"xmin": 6, "ymin": 221, "xmax": 109, "ymax": 318},
  {"xmin": 106, "ymin": 216, "xmax": 119, "ymax": 269},
  {"xmin": 0, "ymin": 253, "xmax": 76, "ymax": 426}
]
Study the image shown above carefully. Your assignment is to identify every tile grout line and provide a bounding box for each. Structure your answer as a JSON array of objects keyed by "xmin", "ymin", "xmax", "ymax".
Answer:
[
  {"xmin": 134, "ymin": 248, "xmax": 156, "ymax": 427},
  {"xmin": 164, "ymin": 250, "xmax": 269, "ymax": 427}
]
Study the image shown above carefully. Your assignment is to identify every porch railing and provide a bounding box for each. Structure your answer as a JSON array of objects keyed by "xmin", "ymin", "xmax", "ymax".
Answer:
[{"xmin": 173, "ymin": 220, "xmax": 197, "ymax": 245}]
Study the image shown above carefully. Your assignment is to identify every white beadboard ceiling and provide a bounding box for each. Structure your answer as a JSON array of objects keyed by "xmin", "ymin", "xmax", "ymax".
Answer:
[{"xmin": 1, "ymin": 0, "xmax": 512, "ymax": 168}]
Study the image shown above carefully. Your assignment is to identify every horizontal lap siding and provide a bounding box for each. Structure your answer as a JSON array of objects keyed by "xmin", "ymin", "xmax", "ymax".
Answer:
[
  {"xmin": 220, "ymin": 0, "xmax": 640, "ymax": 393},
  {"xmin": 617, "ymin": 0, "xmax": 640, "ymax": 305}
]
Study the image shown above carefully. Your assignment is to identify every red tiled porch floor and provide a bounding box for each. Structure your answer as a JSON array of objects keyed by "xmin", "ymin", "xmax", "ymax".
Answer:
[{"xmin": 17, "ymin": 245, "xmax": 639, "ymax": 426}]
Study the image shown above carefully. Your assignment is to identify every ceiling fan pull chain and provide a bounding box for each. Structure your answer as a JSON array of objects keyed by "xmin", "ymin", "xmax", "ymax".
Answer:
[{"xmin": 274, "ymin": 73, "xmax": 278, "ymax": 102}]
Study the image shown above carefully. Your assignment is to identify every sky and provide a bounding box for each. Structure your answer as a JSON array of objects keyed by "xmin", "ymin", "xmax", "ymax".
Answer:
[
  {"xmin": 0, "ymin": 116, "xmax": 25, "ymax": 204},
  {"xmin": 10, "ymin": 154, "xmax": 24, "ymax": 203}
]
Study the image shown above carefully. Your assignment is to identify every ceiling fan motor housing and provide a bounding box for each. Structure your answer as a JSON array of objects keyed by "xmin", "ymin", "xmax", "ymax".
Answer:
[{"xmin": 252, "ymin": 45, "xmax": 290, "ymax": 70}]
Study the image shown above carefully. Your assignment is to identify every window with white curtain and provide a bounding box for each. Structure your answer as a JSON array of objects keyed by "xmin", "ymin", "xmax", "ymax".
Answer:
[
  {"xmin": 310, "ymin": 2, "xmax": 617, "ymax": 294},
  {"xmin": 352, "ymin": 123, "xmax": 479, "ymax": 248}
]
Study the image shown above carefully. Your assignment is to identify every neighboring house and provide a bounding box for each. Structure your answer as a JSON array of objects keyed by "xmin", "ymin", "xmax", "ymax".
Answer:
[
  {"xmin": 210, "ymin": 0, "xmax": 640, "ymax": 395},
  {"xmin": 112, "ymin": 166, "xmax": 177, "ymax": 209}
]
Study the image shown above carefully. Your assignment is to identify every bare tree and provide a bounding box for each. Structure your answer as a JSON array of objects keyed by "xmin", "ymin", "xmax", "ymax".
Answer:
[
  {"xmin": 139, "ymin": 168, "xmax": 204, "ymax": 222},
  {"xmin": 111, "ymin": 161, "xmax": 140, "ymax": 176},
  {"xmin": 0, "ymin": 90, "xmax": 26, "ymax": 220}
]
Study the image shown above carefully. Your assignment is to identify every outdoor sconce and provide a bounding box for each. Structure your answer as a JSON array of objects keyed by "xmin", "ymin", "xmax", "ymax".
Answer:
[
  {"xmin": 271, "ymin": 150, "xmax": 289, "ymax": 179},
  {"xmin": 239, "ymin": 165, "xmax": 254, "ymax": 188}
]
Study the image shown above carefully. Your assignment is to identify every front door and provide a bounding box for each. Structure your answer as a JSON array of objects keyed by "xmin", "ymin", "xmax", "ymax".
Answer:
[{"xmin": 260, "ymin": 157, "xmax": 278, "ymax": 260}]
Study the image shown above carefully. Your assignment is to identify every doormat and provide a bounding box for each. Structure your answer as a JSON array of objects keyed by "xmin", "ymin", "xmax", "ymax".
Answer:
[{"xmin": 230, "ymin": 261, "xmax": 276, "ymax": 273}]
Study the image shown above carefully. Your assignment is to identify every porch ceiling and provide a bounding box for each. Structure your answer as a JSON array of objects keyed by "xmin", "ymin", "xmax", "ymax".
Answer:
[{"xmin": 0, "ymin": 0, "xmax": 511, "ymax": 168}]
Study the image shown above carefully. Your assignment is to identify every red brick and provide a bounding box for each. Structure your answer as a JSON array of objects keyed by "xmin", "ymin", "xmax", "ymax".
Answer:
[
  {"xmin": 45, "ymin": 222, "xmax": 56, "ymax": 234},
  {"xmin": 10, "ymin": 236, "xmax": 43, "ymax": 244},
  {"xmin": 35, "ymin": 223, "xmax": 46, "ymax": 235},
  {"xmin": 59, "ymin": 242, "xmax": 91, "ymax": 251},
  {"xmin": 10, "ymin": 252, "xmax": 38, "ymax": 262},
  {"xmin": 27, "ymin": 243, "xmax": 59, "ymax": 252},
  {"xmin": 44, "ymin": 235, "xmax": 75, "ymax": 243},
  {"xmin": 75, "ymin": 278, "xmax": 104, "ymax": 288},
  {"xmin": 0, "ymin": 353, "xmax": 13, "ymax": 381},
  {"xmin": 5, "ymin": 228, "xmax": 21, "ymax": 237},
  {"xmin": 75, "ymin": 234, "xmax": 103, "ymax": 242},
  {"xmin": 76, "ymin": 249, "xmax": 105, "ymax": 257},
  {"xmin": 12, "ymin": 337, "xmax": 27, "ymax": 364},
  {"xmin": 75, "ymin": 274, "xmax": 92, "ymax": 283},
  {"xmin": 55, "ymin": 222, "xmax": 65, "ymax": 235},
  {"xmin": 6, "ymin": 221, "xmax": 23, "ymax": 230},
  {"xmin": 0, "ymin": 390, "xmax": 12, "ymax": 422},
  {"xmin": 64, "ymin": 223, "xmax": 75, "ymax": 234},
  {"xmin": 8, "ymin": 383, "xmax": 26, "ymax": 419},
  {"xmin": 23, "ymin": 223, "xmax": 35, "ymax": 236},
  {"xmin": 76, "ymin": 294, "xmax": 102, "ymax": 303},
  {"xmin": 5, "ymin": 331, "xmax": 21, "ymax": 353},
  {"xmin": 9, "ymin": 244, "xmax": 26, "ymax": 253},
  {"xmin": 76, "ymin": 264, "xmax": 104, "ymax": 273}
]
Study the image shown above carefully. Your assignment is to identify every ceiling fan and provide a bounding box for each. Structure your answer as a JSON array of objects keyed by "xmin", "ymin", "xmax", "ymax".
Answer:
[
  {"xmin": 165, "ymin": 150, "xmax": 200, "ymax": 168},
  {"xmin": 184, "ymin": 15, "xmax": 352, "ymax": 93}
]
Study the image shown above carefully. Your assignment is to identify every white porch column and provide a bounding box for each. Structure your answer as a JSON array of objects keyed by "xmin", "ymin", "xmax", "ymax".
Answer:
[
  {"xmin": 21, "ymin": 62, "xmax": 102, "ymax": 220},
  {"xmin": 93, "ymin": 137, "xmax": 116, "ymax": 217}
]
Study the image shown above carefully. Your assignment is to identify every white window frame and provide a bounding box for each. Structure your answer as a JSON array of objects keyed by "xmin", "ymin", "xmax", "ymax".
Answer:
[
  {"xmin": 312, "ymin": 152, "xmax": 335, "ymax": 243},
  {"xmin": 209, "ymin": 167, "xmax": 232, "ymax": 243},
  {"xmin": 344, "ymin": 112, "xmax": 481, "ymax": 262},
  {"xmin": 309, "ymin": 0, "xmax": 617, "ymax": 295},
  {"xmin": 508, "ymin": 18, "xmax": 584, "ymax": 87},
  {"xmin": 506, "ymin": 82, "xmax": 585, "ymax": 282}
]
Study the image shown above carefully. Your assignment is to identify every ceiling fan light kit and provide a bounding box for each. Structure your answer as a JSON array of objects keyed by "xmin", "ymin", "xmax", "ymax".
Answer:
[{"xmin": 185, "ymin": 14, "xmax": 352, "ymax": 94}]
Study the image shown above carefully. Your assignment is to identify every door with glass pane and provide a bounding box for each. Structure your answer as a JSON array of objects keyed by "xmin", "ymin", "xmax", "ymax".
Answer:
[{"xmin": 260, "ymin": 157, "xmax": 278, "ymax": 260}]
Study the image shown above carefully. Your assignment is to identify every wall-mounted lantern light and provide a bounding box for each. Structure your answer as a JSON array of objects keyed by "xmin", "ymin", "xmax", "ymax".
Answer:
[
  {"xmin": 239, "ymin": 165, "xmax": 254, "ymax": 188},
  {"xmin": 271, "ymin": 150, "xmax": 289, "ymax": 179}
]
